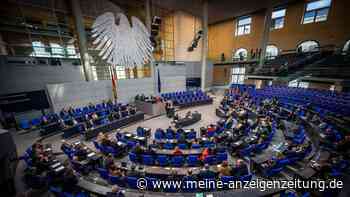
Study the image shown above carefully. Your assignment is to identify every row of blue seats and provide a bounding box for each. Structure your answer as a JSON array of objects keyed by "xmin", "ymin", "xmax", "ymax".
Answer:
[
  {"xmin": 154, "ymin": 129, "xmax": 196, "ymax": 140},
  {"xmin": 97, "ymin": 167, "xmax": 252, "ymax": 192},
  {"xmin": 129, "ymin": 152, "xmax": 228, "ymax": 167},
  {"xmin": 93, "ymin": 141, "xmax": 126, "ymax": 157},
  {"xmin": 263, "ymin": 145, "xmax": 312, "ymax": 177},
  {"xmin": 19, "ymin": 102, "xmax": 127, "ymax": 130},
  {"xmin": 161, "ymin": 90, "xmax": 206, "ymax": 98},
  {"xmin": 239, "ymin": 122, "xmax": 276, "ymax": 157}
]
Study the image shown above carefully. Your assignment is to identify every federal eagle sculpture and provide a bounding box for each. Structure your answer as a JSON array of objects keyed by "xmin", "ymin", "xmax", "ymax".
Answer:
[{"xmin": 91, "ymin": 12, "xmax": 153, "ymax": 68}]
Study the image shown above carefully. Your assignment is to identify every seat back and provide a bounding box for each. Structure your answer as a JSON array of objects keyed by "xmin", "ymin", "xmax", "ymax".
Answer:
[
  {"xmin": 142, "ymin": 155, "xmax": 154, "ymax": 165},
  {"xmin": 127, "ymin": 176, "xmax": 139, "ymax": 189},
  {"xmin": 97, "ymin": 168, "xmax": 109, "ymax": 180},
  {"xmin": 171, "ymin": 156, "xmax": 184, "ymax": 167},
  {"xmin": 217, "ymin": 152, "xmax": 228, "ymax": 163},
  {"xmin": 157, "ymin": 155, "xmax": 169, "ymax": 166},
  {"xmin": 187, "ymin": 155, "xmax": 199, "ymax": 166},
  {"xmin": 129, "ymin": 152, "xmax": 138, "ymax": 163}
]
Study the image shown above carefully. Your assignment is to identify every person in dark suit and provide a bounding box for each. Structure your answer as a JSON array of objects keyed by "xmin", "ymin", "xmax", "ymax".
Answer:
[
  {"xmin": 232, "ymin": 159, "xmax": 249, "ymax": 177},
  {"xmin": 198, "ymin": 164, "xmax": 217, "ymax": 179},
  {"xmin": 74, "ymin": 144, "xmax": 87, "ymax": 161},
  {"xmin": 62, "ymin": 168, "xmax": 78, "ymax": 193}
]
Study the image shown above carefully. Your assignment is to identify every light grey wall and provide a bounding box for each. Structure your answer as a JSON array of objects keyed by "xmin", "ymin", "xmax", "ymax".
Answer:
[
  {"xmin": 183, "ymin": 61, "xmax": 213, "ymax": 89},
  {"xmin": 46, "ymin": 64, "xmax": 187, "ymax": 112},
  {"xmin": 0, "ymin": 56, "xmax": 84, "ymax": 95},
  {"xmin": 156, "ymin": 62, "xmax": 187, "ymax": 93}
]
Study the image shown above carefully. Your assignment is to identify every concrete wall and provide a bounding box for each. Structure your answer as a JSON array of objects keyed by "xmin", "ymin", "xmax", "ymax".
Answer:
[
  {"xmin": 46, "ymin": 78, "xmax": 157, "ymax": 112},
  {"xmin": 184, "ymin": 61, "xmax": 213, "ymax": 89},
  {"xmin": 208, "ymin": 0, "xmax": 350, "ymax": 62},
  {"xmin": 0, "ymin": 56, "xmax": 84, "ymax": 95},
  {"xmin": 156, "ymin": 62, "xmax": 187, "ymax": 93},
  {"xmin": 47, "ymin": 63, "xmax": 187, "ymax": 112}
]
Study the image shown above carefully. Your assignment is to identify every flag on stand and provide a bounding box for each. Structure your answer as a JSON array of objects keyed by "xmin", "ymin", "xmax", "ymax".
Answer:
[
  {"xmin": 157, "ymin": 68, "xmax": 161, "ymax": 93},
  {"xmin": 110, "ymin": 66, "xmax": 118, "ymax": 102}
]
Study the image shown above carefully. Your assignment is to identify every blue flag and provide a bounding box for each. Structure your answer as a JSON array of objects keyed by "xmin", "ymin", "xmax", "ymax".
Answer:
[{"xmin": 157, "ymin": 68, "xmax": 161, "ymax": 93}]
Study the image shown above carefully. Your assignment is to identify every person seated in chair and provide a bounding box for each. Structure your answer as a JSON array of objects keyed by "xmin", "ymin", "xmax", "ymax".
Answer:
[
  {"xmin": 166, "ymin": 126, "xmax": 175, "ymax": 136},
  {"xmin": 199, "ymin": 148, "xmax": 210, "ymax": 162},
  {"xmin": 125, "ymin": 165, "xmax": 141, "ymax": 177},
  {"xmin": 60, "ymin": 140, "xmax": 73, "ymax": 153},
  {"xmin": 132, "ymin": 143, "xmax": 144, "ymax": 161},
  {"xmin": 109, "ymin": 164, "xmax": 124, "ymax": 177},
  {"xmin": 218, "ymin": 161, "xmax": 232, "ymax": 176},
  {"xmin": 102, "ymin": 154, "xmax": 115, "ymax": 169},
  {"xmin": 62, "ymin": 167, "xmax": 78, "ymax": 194},
  {"xmin": 198, "ymin": 164, "xmax": 217, "ymax": 179},
  {"xmin": 85, "ymin": 119, "xmax": 94, "ymax": 130},
  {"xmin": 74, "ymin": 144, "xmax": 87, "ymax": 161},
  {"xmin": 68, "ymin": 106, "xmax": 75, "ymax": 116},
  {"xmin": 91, "ymin": 112, "xmax": 99, "ymax": 121},
  {"xmin": 185, "ymin": 111, "xmax": 192, "ymax": 118},
  {"xmin": 183, "ymin": 169, "xmax": 196, "ymax": 180},
  {"xmin": 72, "ymin": 118, "xmax": 78, "ymax": 126},
  {"xmin": 177, "ymin": 132, "xmax": 187, "ymax": 144},
  {"xmin": 232, "ymin": 159, "xmax": 248, "ymax": 177},
  {"xmin": 107, "ymin": 186, "xmax": 125, "ymax": 197},
  {"xmin": 173, "ymin": 113, "xmax": 179, "ymax": 122},
  {"xmin": 172, "ymin": 146, "xmax": 183, "ymax": 156},
  {"xmin": 121, "ymin": 110, "xmax": 129, "ymax": 118},
  {"xmin": 113, "ymin": 112, "xmax": 121, "ymax": 120},
  {"xmin": 128, "ymin": 106, "xmax": 136, "ymax": 115}
]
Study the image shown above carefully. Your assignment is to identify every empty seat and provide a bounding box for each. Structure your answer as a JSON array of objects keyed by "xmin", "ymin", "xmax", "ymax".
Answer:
[
  {"xmin": 171, "ymin": 156, "xmax": 184, "ymax": 167},
  {"xmin": 142, "ymin": 155, "xmax": 154, "ymax": 165},
  {"xmin": 157, "ymin": 155, "xmax": 169, "ymax": 166}
]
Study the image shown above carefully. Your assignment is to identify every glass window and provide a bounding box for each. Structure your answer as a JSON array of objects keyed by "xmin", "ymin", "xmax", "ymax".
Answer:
[
  {"xmin": 315, "ymin": 8, "xmax": 329, "ymax": 22},
  {"xmin": 271, "ymin": 8, "xmax": 286, "ymax": 29},
  {"xmin": 306, "ymin": 0, "xmax": 331, "ymax": 11},
  {"xmin": 297, "ymin": 40, "xmax": 320, "ymax": 53},
  {"xmin": 231, "ymin": 67, "xmax": 246, "ymax": 84},
  {"xmin": 31, "ymin": 41, "xmax": 51, "ymax": 57},
  {"xmin": 288, "ymin": 80, "xmax": 309, "ymax": 88},
  {"xmin": 233, "ymin": 48, "xmax": 248, "ymax": 61},
  {"xmin": 50, "ymin": 43, "xmax": 65, "ymax": 57},
  {"xmin": 265, "ymin": 45, "xmax": 279, "ymax": 59},
  {"xmin": 303, "ymin": 0, "xmax": 331, "ymax": 24},
  {"xmin": 235, "ymin": 16, "xmax": 251, "ymax": 36},
  {"xmin": 115, "ymin": 66, "xmax": 126, "ymax": 79},
  {"xmin": 66, "ymin": 44, "xmax": 78, "ymax": 58}
]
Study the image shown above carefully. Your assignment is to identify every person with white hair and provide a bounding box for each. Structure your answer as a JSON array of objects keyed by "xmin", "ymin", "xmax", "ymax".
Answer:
[{"xmin": 106, "ymin": 185, "xmax": 125, "ymax": 197}]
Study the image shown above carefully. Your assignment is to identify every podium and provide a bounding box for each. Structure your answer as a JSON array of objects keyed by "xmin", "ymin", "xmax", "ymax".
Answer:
[{"xmin": 135, "ymin": 100, "xmax": 166, "ymax": 116}]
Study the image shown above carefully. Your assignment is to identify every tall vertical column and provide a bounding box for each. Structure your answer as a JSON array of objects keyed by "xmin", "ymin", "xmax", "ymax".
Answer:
[
  {"xmin": 70, "ymin": 0, "xmax": 92, "ymax": 81},
  {"xmin": 145, "ymin": 0, "xmax": 157, "ymax": 95},
  {"xmin": 259, "ymin": 6, "xmax": 273, "ymax": 67},
  {"xmin": 201, "ymin": 0, "xmax": 208, "ymax": 91}
]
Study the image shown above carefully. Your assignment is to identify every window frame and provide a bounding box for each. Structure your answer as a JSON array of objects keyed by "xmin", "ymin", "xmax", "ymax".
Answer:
[
  {"xmin": 271, "ymin": 8, "xmax": 286, "ymax": 30},
  {"xmin": 302, "ymin": 0, "xmax": 332, "ymax": 24},
  {"xmin": 235, "ymin": 16, "xmax": 252, "ymax": 36},
  {"xmin": 233, "ymin": 48, "xmax": 248, "ymax": 61},
  {"xmin": 231, "ymin": 67, "xmax": 246, "ymax": 84},
  {"xmin": 265, "ymin": 45, "xmax": 279, "ymax": 59},
  {"xmin": 297, "ymin": 40, "xmax": 320, "ymax": 53}
]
